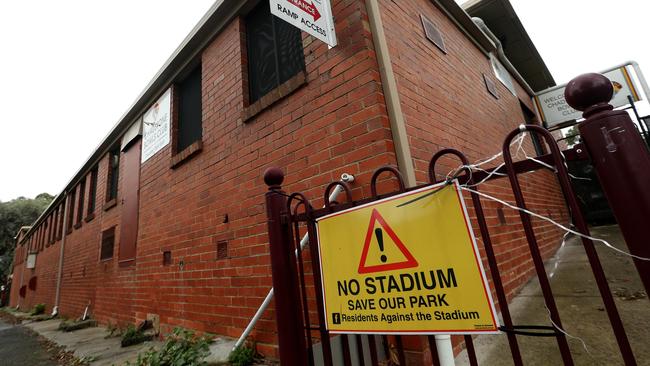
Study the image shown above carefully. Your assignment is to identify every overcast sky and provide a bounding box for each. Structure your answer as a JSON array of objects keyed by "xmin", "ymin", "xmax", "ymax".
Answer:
[{"xmin": 1, "ymin": 0, "xmax": 648, "ymax": 202}]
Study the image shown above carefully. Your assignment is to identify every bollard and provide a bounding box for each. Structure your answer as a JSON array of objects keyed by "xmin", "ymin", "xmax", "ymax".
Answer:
[
  {"xmin": 565, "ymin": 73, "xmax": 650, "ymax": 298},
  {"xmin": 263, "ymin": 167, "xmax": 308, "ymax": 365}
]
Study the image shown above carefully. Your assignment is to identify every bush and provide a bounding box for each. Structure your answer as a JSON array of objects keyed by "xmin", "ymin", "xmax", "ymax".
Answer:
[
  {"xmin": 59, "ymin": 319, "xmax": 97, "ymax": 332},
  {"xmin": 127, "ymin": 327, "xmax": 211, "ymax": 366},
  {"xmin": 30, "ymin": 303, "xmax": 45, "ymax": 316},
  {"xmin": 228, "ymin": 345, "xmax": 257, "ymax": 366},
  {"xmin": 121, "ymin": 325, "xmax": 154, "ymax": 347}
]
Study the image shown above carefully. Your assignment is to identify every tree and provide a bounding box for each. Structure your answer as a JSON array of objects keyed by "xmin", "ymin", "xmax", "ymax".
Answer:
[
  {"xmin": 0, "ymin": 193, "xmax": 54, "ymax": 284},
  {"xmin": 564, "ymin": 126, "xmax": 580, "ymax": 147}
]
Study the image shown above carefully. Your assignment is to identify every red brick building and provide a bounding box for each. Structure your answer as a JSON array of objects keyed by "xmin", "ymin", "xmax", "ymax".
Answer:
[{"xmin": 10, "ymin": 0, "xmax": 566, "ymax": 361}]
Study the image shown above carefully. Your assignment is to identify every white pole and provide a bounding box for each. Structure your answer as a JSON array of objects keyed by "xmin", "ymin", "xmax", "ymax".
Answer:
[
  {"xmin": 233, "ymin": 173, "xmax": 354, "ymax": 350},
  {"xmin": 435, "ymin": 334, "xmax": 456, "ymax": 366},
  {"xmin": 52, "ymin": 192, "xmax": 69, "ymax": 316}
]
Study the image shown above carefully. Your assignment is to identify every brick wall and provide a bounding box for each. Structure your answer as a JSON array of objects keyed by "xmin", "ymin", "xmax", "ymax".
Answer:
[
  {"xmin": 378, "ymin": 0, "xmax": 568, "ymax": 362},
  {"xmin": 9, "ymin": 0, "xmax": 569, "ymax": 362}
]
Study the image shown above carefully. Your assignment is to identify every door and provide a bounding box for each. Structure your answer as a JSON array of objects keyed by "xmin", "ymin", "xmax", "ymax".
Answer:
[{"xmin": 118, "ymin": 138, "xmax": 142, "ymax": 266}]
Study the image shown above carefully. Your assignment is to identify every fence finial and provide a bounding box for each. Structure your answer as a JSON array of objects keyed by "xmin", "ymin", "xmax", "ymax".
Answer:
[
  {"xmin": 565, "ymin": 73, "xmax": 614, "ymax": 118},
  {"xmin": 264, "ymin": 167, "xmax": 284, "ymax": 189}
]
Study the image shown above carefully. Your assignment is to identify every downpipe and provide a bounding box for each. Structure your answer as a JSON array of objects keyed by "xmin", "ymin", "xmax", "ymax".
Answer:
[
  {"xmin": 472, "ymin": 17, "xmax": 535, "ymax": 96},
  {"xmin": 233, "ymin": 173, "xmax": 354, "ymax": 351},
  {"xmin": 52, "ymin": 191, "xmax": 69, "ymax": 317}
]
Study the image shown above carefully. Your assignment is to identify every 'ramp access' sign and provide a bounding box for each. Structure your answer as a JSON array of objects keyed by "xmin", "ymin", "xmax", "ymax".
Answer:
[{"xmin": 269, "ymin": 0, "xmax": 337, "ymax": 47}]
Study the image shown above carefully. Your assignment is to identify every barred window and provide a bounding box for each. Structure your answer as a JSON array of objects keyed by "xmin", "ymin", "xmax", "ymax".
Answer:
[{"xmin": 246, "ymin": 2, "xmax": 305, "ymax": 104}]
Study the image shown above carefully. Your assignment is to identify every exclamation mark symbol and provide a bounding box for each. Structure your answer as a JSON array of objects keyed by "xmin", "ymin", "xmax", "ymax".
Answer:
[{"xmin": 375, "ymin": 228, "xmax": 387, "ymax": 263}]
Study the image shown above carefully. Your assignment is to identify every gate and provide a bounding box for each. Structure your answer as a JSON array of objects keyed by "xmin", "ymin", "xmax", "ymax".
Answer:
[{"xmin": 263, "ymin": 123, "xmax": 648, "ymax": 365}]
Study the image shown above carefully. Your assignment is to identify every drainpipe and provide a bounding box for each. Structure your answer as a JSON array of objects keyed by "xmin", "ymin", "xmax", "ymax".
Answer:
[
  {"xmin": 52, "ymin": 191, "xmax": 69, "ymax": 316},
  {"xmin": 365, "ymin": 2, "xmax": 454, "ymax": 365},
  {"xmin": 233, "ymin": 173, "xmax": 355, "ymax": 351},
  {"xmin": 472, "ymin": 17, "xmax": 535, "ymax": 96},
  {"xmin": 364, "ymin": 0, "xmax": 417, "ymax": 187}
]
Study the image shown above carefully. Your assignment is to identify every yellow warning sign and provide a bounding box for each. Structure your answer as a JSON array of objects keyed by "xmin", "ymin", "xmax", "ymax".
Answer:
[{"xmin": 316, "ymin": 182, "xmax": 499, "ymax": 334}]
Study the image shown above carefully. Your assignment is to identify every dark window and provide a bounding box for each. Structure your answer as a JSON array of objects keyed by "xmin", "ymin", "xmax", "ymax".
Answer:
[
  {"xmin": 51, "ymin": 208, "xmax": 58, "ymax": 243},
  {"xmin": 76, "ymin": 179, "xmax": 85, "ymax": 226},
  {"xmin": 100, "ymin": 227, "xmax": 116, "ymax": 261},
  {"xmin": 47, "ymin": 214, "xmax": 54, "ymax": 245},
  {"xmin": 176, "ymin": 65, "xmax": 203, "ymax": 152},
  {"xmin": 246, "ymin": 2, "xmax": 305, "ymax": 104},
  {"xmin": 107, "ymin": 148, "xmax": 120, "ymax": 202},
  {"xmin": 66, "ymin": 191, "xmax": 75, "ymax": 233},
  {"xmin": 39, "ymin": 224, "xmax": 45, "ymax": 251},
  {"xmin": 163, "ymin": 251, "xmax": 172, "ymax": 266},
  {"xmin": 87, "ymin": 166, "xmax": 98, "ymax": 215},
  {"xmin": 28, "ymin": 277, "xmax": 37, "ymax": 291},
  {"xmin": 520, "ymin": 102, "xmax": 545, "ymax": 156},
  {"xmin": 57, "ymin": 204, "xmax": 64, "ymax": 240}
]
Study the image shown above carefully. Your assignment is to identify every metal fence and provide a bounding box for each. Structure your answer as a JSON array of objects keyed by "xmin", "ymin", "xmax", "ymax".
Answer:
[{"xmin": 263, "ymin": 125, "xmax": 642, "ymax": 365}]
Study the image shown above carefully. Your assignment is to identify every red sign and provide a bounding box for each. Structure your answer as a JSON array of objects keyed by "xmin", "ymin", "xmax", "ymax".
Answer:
[
  {"xmin": 287, "ymin": 0, "xmax": 321, "ymax": 21},
  {"xmin": 357, "ymin": 209, "xmax": 418, "ymax": 274}
]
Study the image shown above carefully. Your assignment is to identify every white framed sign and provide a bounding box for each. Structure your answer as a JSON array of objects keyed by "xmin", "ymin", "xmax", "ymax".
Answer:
[
  {"xmin": 270, "ymin": 0, "xmax": 337, "ymax": 47},
  {"xmin": 534, "ymin": 65, "xmax": 641, "ymax": 129},
  {"xmin": 26, "ymin": 254, "xmax": 36, "ymax": 269},
  {"xmin": 141, "ymin": 89, "xmax": 171, "ymax": 163}
]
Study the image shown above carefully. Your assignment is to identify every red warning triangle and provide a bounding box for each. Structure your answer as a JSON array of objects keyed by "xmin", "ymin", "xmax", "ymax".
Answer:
[{"xmin": 358, "ymin": 209, "xmax": 418, "ymax": 274}]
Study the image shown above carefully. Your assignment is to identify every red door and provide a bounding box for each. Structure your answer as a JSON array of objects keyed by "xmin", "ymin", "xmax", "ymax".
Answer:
[{"xmin": 119, "ymin": 138, "xmax": 142, "ymax": 266}]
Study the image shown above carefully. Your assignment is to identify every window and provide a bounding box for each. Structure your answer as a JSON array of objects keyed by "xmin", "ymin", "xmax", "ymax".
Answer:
[
  {"xmin": 39, "ymin": 224, "xmax": 45, "ymax": 251},
  {"xmin": 246, "ymin": 2, "xmax": 305, "ymax": 105},
  {"xmin": 66, "ymin": 191, "xmax": 75, "ymax": 234},
  {"xmin": 520, "ymin": 102, "xmax": 545, "ymax": 156},
  {"xmin": 175, "ymin": 65, "xmax": 203, "ymax": 153},
  {"xmin": 57, "ymin": 204, "xmax": 64, "ymax": 240},
  {"xmin": 100, "ymin": 226, "xmax": 116, "ymax": 261},
  {"xmin": 47, "ymin": 214, "xmax": 54, "ymax": 245},
  {"xmin": 490, "ymin": 55, "xmax": 516, "ymax": 95},
  {"xmin": 106, "ymin": 148, "xmax": 120, "ymax": 204},
  {"xmin": 87, "ymin": 166, "xmax": 98, "ymax": 217},
  {"xmin": 50, "ymin": 209, "xmax": 58, "ymax": 244},
  {"xmin": 75, "ymin": 179, "xmax": 85, "ymax": 228}
]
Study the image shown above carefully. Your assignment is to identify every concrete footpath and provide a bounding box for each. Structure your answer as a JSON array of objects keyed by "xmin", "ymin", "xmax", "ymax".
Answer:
[
  {"xmin": 0, "ymin": 310, "xmax": 237, "ymax": 365},
  {"xmin": 24, "ymin": 318, "xmax": 161, "ymax": 366},
  {"xmin": 455, "ymin": 225, "xmax": 650, "ymax": 365},
  {"xmin": 0, "ymin": 318, "xmax": 57, "ymax": 365}
]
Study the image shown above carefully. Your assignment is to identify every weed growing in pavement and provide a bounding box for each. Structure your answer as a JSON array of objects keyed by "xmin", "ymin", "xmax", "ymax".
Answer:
[
  {"xmin": 30, "ymin": 303, "xmax": 45, "ymax": 316},
  {"xmin": 127, "ymin": 327, "xmax": 211, "ymax": 366},
  {"xmin": 228, "ymin": 344, "xmax": 257, "ymax": 366}
]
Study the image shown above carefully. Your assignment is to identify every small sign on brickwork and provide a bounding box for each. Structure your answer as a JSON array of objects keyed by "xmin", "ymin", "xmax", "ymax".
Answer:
[
  {"xmin": 141, "ymin": 88, "xmax": 171, "ymax": 163},
  {"xmin": 316, "ymin": 182, "xmax": 499, "ymax": 334}
]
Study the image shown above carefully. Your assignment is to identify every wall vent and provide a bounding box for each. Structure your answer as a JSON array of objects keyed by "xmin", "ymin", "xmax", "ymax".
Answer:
[
  {"xmin": 217, "ymin": 241, "xmax": 228, "ymax": 260},
  {"xmin": 484, "ymin": 74, "xmax": 499, "ymax": 99},
  {"xmin": 497, "ymin": 206, "xmax": 507, "ymax": 225},
  {"xmin": 421, "ymin": 15, "xmax": 447, "ymax": 54}
]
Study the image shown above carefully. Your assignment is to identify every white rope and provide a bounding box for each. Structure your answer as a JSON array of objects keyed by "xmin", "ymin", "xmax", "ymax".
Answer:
[
  {"xmin": 459, "ymin": 186, "xmax": 650, "ymax": 262},
  {"xmin": 443, "ymin": 132, "xmax": 526, "ymax": 183},
  {"xmin": 545, "ymin": 306, "xmax": 593, "ymax": 357}
]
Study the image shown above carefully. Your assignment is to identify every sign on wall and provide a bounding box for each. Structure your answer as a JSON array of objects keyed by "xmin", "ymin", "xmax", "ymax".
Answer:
[
  {"xmin": 269, "ymin": 0, "xmax": 337, "ymax": 47},
  {"xmin": 316, "ymin": 182, "xmax": 499, "ymax": 334},
  {"xmin": 534, "ymin": 66, "xmax": 641, "ymax": 129},
  {"xmin": 141, "ymin": 89, "xmax": 171, "ymax": 163},
  {"xmin": 26, "ymin": 254, "xmax": 36, "ymax": 269}
]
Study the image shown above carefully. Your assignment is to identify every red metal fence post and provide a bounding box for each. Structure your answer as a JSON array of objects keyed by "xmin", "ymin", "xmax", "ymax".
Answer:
[
  {"xmin": 263, "ymin": 167, "xmax": 308, "ymax": 365},
  {"xmin": 565, "ymin": 73, "xmax": 650, "ymax": 298}
]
